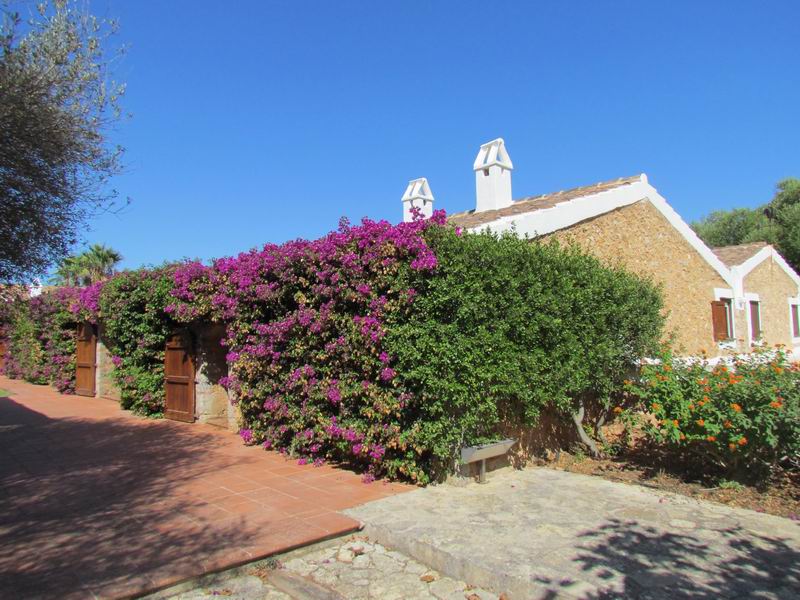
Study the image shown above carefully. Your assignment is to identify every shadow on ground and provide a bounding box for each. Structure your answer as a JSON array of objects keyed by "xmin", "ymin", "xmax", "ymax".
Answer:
[
  {"xmin": 547, "ymin": 518, "xmax": 800, "ymax": 599},
  {"xmin": 0, "ymin": 397, "xmax": 259, "ymax": 599}
]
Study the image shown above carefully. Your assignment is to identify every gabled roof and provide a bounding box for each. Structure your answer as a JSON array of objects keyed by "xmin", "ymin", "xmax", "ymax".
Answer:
[
  {"xmin": 724, "ymin": 243, "xmax": 800, "ymax": 295},
  {"xmin": 712, "ymin": 242, "xmax": 769, "ymax": 267},
  {"xmin": 448, "ymin": 175, "xmax": 641, "ymax": 229},
  {"xmin": 448, "ymin": 173, "xmax": 736, "ymax": 288}
]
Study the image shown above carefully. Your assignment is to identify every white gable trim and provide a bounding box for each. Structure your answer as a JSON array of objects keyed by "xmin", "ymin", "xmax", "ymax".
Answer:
[
  {"xmin": 467, "ymin": 174, "xmax": 735, "ymax": 288},
  {"xmin": 730, "ymin": 246, "xmax": 800, "ymax": 299}
]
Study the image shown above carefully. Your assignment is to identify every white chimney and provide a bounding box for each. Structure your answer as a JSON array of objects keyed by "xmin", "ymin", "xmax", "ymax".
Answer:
[
  {"xmin": 401, "ymin": 177, "xmax": 434, "ymax": 222},
  {"xmin": 473, "ymin": 138, "xmax": 513, "ymax": 212}
]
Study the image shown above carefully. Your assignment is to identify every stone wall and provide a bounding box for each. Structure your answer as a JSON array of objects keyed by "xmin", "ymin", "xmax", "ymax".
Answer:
[
  {"xmin": 95, "ymin": 326, "xmax": 121, "ymax": 401},
  {"xmin": 192, "ymin": 324, "xmax": 235, "ymax": 429},
  {"xmin": 743, "ymin": 258, "xmax": 798, "ymax": 348},
  {"xmin": 541, "ymin": 199, "xmax": 730, "ymax": 355}
]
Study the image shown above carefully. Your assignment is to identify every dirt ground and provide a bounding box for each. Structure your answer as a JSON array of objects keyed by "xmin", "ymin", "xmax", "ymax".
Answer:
[{"xmin": 543, "ymin": 450, "xmax": 799, "ymax": 520}]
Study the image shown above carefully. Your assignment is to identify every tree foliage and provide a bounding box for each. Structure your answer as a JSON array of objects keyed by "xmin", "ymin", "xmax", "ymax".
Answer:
[
  {"xmin": 691, "ymin": 208, "xmax": 776, "ymax": 248},
  {"xmin": 0, "ymin": 0, "xmax": 126, "ymax": 282},
  {"xmin": 691, "ymin": 178, "xmax": 800, "ymax": 271},
  {"xmin": 52, "ymin": 243, "xmax": 123, "ymax": 285}
]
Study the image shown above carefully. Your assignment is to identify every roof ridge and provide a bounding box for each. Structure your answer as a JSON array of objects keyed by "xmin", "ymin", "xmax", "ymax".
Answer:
[{"xmin": 448, "ymin": 174, "xmax": 644, "ymax": 224}]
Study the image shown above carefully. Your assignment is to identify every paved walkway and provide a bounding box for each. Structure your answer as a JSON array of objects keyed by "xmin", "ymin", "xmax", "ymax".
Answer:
[
  {"xmin": 346, "ymin": 468, "xmax": 800, "ymax": 599},
  {"xmin": 147, "ymin": 535, "xmax": 499, "ymax": 600},
  {"xmin": 0, "ymin": 377, "xmax": 408, "ymax": 599}
]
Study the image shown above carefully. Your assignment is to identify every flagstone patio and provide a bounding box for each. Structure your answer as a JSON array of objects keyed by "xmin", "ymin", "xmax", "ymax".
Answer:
[
  {"xmin": 346, "ymin": 468, "xmax": 800, "ymax": 599},
  {"xmin": 0, "ymin": 376, "xmax": 409, "ymax": 599}
]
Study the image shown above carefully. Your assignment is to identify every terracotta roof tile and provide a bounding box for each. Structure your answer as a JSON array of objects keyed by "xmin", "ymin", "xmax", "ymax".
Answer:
[
  {"xmin": 448, "ymin": 175, "xmax": 643, "ymax": 229},
  {"xmin": 711, "ymin": 242, "xmax": 769, "ymax": 267}
]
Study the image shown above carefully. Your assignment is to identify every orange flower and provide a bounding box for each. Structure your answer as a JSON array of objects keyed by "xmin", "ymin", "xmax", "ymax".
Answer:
[
  {"xmin": 673, "ymin": 419, "xmax": 679, "ymax": 427},
  {"xmin": 680, "ymin": 433, "xmax": 686, "ymax": 440},
  {"xmin": 651, "ymin": 403, "xmax": 661, "ymax": 412},
  {"xmin": 706, "ymin": 435, "xmax": 716, "ymax": 442},
  {"xmin": 623, "ymin": 379, "xmax": 632, "ymax": 386},
  {"xmin": 688, "ymin": 403, "xmax": 695, "ymax": 410},
  {"xmin": 730, "ymin": 403, "xmax": 742, "ymax": 412},
  {"xmin": 696, "ymin": 419, "xmax": 705, "ymax": 427},
  {"xmin": 738, "ymin": 437, "xmax": 747, "ymax": 446},
  {"xmin": 723, "ymin": 420, "xmax": 732, "ymax": 428},
  {"xmin": 663, "ymin": 365, "xmax": 672, "ymax": 372},
  {"xmin": 613, "ymin": 406, "xmax": 623, "ymax": 414},
  {"xmin": 770, "ymin": 401, "xmax": 783, "ymax": 409},
  {"xmin": 729, "ymin": 443, "xmax": 737, "ymax": 451}
]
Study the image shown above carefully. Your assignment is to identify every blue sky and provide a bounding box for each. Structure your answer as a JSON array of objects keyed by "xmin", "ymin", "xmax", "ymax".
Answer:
[{"xmin": 81, "ymin": 0, "xmax": 799, "ymax": 270}]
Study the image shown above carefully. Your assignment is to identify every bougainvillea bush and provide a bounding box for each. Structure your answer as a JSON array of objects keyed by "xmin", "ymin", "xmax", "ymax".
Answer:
[
  {"xmin": 3, "ymin": 288, "xmax": 83, "ymax": 392},
  {"xmin": 98, "ymin": 268, "xmax": 178, "ymax": 415},
  {"xmin": 3, "ymin": 298, "xmax": 47, "ymax": 383},
  {"xmin": 623, "ymin": 348, "xmax": 800, "ymax": 480},
  {"xmin": 171, "ymin": 214, "xmax": 664, "ymax": 482}
]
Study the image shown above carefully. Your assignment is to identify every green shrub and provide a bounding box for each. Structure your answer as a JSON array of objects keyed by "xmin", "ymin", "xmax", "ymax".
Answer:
[
  {"xmin": 388, "ymin": 228, "xmax": 665, "ymax": 470},
  {"xmin": 623, "ymin": 348, "xmax": 800, "ymax": 479},
  {"xmin": 99, "ymin": 268, "xmax": 177, "ymax": 415}
]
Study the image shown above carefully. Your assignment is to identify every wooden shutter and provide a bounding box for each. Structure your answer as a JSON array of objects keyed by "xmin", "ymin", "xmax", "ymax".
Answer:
[
  {"xmin": 749, "ymin": 301, "xmax": 761, "ymax": 340},
  {"xmin": 792, "ymin": 304, "xmax": 800, "ymax": 338},
  {"xmin": 711, "ymin": 301, "xmax": 730, "ymax": 342}
]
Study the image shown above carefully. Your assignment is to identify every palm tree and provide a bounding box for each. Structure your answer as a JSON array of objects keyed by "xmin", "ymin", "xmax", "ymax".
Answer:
[
  {"xmin": 81, "ymin": 244, "xmax": 123, "ymax": 283},
  {"xmin": 51, "ymin": 244, "xmax": 122, "ymax": 286},
  {"xmin": 52, "ymin": 255, "xmax": 87, "ymax": 286}
]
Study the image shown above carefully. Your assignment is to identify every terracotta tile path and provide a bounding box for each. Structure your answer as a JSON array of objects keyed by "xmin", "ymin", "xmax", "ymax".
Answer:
[{"xmin": 0, "ymin": 376, "xmax": 410, "ymax": 599}]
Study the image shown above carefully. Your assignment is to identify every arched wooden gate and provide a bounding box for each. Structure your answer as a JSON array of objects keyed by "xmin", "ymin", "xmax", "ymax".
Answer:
[{"xmin": 164, "ymin": 332, "xmax": 196, "ymax": 422}]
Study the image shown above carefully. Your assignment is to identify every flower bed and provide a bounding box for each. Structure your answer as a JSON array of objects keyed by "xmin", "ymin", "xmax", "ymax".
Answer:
[{"xmin": 622, "ymin": 348, "xmax": 800, "ymax": 481}]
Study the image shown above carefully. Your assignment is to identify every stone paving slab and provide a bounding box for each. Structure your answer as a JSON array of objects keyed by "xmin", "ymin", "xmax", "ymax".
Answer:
[
  {"xmin": 0, "ymin": 377, "xmax": 410, "ymax": 599},
  {"xmin": 147, "ymin": 535, "xmax": 499, "ymax": 600},
  {"xmin": 345, "ymin": 468, "xmax": 800, "ymax": 600}
]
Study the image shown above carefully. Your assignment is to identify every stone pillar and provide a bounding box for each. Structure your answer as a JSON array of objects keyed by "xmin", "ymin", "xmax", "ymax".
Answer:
[
  {"xmin": 192, "ymin": 324, "xmax": 236, "ymax": 429},
  {"xmin": 95, "ymin": 324, "xmax": 121, "ymax": 401}
]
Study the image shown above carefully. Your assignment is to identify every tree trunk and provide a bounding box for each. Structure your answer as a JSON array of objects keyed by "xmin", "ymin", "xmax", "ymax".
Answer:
[{"xmin": 572, "ymin": 400, "xmax": 602, "ymax": 458}]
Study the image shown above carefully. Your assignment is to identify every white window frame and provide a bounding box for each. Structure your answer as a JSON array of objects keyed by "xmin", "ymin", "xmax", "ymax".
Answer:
[
  {"xmin": 788, "ymin": 297, "xmax": 800, "ymax": 346},
  {"xmin": 714, "ymin": 288, "xmax": 737, "ymax": 349},
  {"xmin": 744, "ymin": 293, "xmax": 763, "ymax": 347}
]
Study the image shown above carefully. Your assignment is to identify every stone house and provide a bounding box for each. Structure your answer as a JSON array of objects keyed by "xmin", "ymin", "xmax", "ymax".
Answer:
[
  {"xmin": 712, "ymin": 241, "xmax": 800, "ymax": 352},
  {"xmin": 403, "ymin": 138, "xmax": 800, "ymax": 357}
]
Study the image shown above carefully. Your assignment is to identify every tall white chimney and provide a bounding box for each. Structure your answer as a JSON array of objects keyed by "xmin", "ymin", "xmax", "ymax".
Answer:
[
  {"xmin": 473, "ymin": 138, "xmax": 513, "ymax": 212},
  {"xmin": 401, "ymin": 177, "xmax": 434, "ymax": 222}
]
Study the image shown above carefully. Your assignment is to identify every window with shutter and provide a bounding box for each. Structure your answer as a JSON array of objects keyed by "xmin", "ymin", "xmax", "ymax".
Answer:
[
  {"xmin": 711, "ymin": 300, "xmax": 732, "ymax": 342},
  {"xmin": 749, "ymin": 301, "xmax": 761, "ymax": 341},
  {"xmin": 792, "ymin": 303, "xmax": 800, "ymax": 338}
]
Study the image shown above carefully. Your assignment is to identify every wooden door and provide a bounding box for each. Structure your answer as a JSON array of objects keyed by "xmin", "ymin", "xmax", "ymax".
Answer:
[
  {"xmin": 164, "ymin": 332, "xmax": 195, "ymax": 422},
  {"xmin": 75, "ymin": 323, "xmax": 97, "ymax": 397}
]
